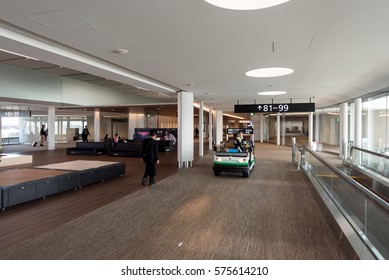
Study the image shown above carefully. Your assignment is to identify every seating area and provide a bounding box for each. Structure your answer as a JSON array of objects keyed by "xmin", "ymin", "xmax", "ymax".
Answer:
[
  {"xmin": 66, "ymin": 142, "xmax": 109, "ymax": 155},
  {"xmin": 66, "ymin": 140, "xmax": 176, "ymax": 157},
  {"xmin": 158, "ymin": 140, "xmax": 175, "ymax": 152},
  {"xmin": 108, "ymin": 142, "xmax": 143, "ymax": 157}
]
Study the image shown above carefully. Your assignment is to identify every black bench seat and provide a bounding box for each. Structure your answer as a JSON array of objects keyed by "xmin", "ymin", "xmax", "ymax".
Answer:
[{"xmin": 67, "ymin": 142, "xmax": 108, "ymax": 155}]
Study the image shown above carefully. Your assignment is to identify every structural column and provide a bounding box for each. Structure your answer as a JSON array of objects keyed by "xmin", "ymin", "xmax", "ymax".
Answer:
[
  {"xmin": 199, "ymin": 101, "xmax": 204, "ymax": 157},
  {"xmin": 177, "ymin": 91, "xmax": 194, "ymax": 168},
  {"xmin": 208, "ymin": 106, "xmax": 213, "ymax": 150},
  {"xmin": 250, "ymin": 114, "xmax": 261, "ymax": 143},
  {"xmin": 0, "ymin": 117, "xmax": 2, "ymax": 143},
  {"xmin": 339, "ymin": 102, "xmax": 348, "ymax": 158},
  {"xmin": 260, "ymin": 114, "xmax": 264, "ymax": 143},
  {"xmin": 315, "ymin": 111, "xmax": 320, "ymax": 144},
  {"xmin": 354, "ymin": 98, "xmax": 362, "ymax": 148},
  {"xmin": 215, "ymin": 110, "xmax": 223, "ymax": 146},
  {"xmin": 128, "ymin": 108, "xmax": 145, "ymax": 140},
  {"xmin": 282, "ymin": 113, "xmax": 285, "ymax": 145},
  {"xmin": 94, "ymin": 109, "xmax": 100, "ymax": 142},
  {"xmin": 308, "ymin": 112, "xmax": 314, "ymax": 149},
  {"xmin": 128, "ymin": 109, "xmax": 136, "ymax": 140},
  {"xmin": 277, "ymin": 112, "xmax": 281, "ymax": 145},
  {"xmin": 47, "ymin": 106, "xmax": 55, "ymax": 150},
  {"xmin": 354, "ymin": 98, "xmax": 363, "ymax": 165},
  {"xmin": 349, "ymin": 102, "xmax": 355, "ymax": 144}
]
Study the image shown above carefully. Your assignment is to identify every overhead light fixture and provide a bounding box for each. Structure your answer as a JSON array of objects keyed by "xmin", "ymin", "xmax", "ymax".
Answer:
[
  {"xmin": 113, "ymin": 48, "xmax": 128, "ymax": 55},
  {"xmin": 246, "ymin": 67, "xmax": 294, "ymax": 78},
  {"xmin": 257, "ymin": 91, "xmax": 287, "ymax": 95},
  {"xmin": 204, "ymin": 0, "xmax": 290, "ymax": 10},
  {"xmin": 223, "ymin": 113, "xmax": 245, "ymax": 120}
]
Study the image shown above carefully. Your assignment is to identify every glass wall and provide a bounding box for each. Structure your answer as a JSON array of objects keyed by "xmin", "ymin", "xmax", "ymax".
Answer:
[
  {"xmin": 315, "ymin": 106, "xmax": 340, "ymax": 153},
  {"xmin": 1, "ymin": 115, "xmax": 87, "ymax": 145},
  {"xmin": 314, "ymin": 91, "xmax": 389, "ymax": 155},
  {"xmin": 362, "ymin": 92, "xmax": 389, "ymax": 153}
]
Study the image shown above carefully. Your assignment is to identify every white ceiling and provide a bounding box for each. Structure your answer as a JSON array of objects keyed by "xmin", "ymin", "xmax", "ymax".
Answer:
[{"xmin": 1, "ymin": 0, "xmax": 389, "ymax": 113}]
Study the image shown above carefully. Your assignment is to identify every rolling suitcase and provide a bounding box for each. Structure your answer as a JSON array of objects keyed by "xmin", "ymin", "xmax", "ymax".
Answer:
[{"xmin": 32, "ymin": 141, "xmax": 38, "ymax": 147}]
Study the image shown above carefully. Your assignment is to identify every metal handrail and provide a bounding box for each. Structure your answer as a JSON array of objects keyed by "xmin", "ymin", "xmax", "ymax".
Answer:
[
  {"xmin": 350, "ymin": 145, "xmax": 389, "ymax": 162},
  {"xmin": 302, "ymin": 145, "xmax": 389, "ymax": 213}
]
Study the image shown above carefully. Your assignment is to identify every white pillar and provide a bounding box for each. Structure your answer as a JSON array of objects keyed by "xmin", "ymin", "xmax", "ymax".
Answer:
[
  {"xmin": 208, "ymin": 107, "xmax": 213, "ymax": 150},
  {"xmin": 128, "ymin": 110, "xmax": 136, "ymax": 140},
  {"xmin": 260, "ymin": 114, "xmax": 264, "ymax": 143},
  {"xmin": 308, "ymin": 112, "xmax": 314, "ymax": 148},
  {"xmin": 215, "ymin": 110, "xmax": 223, "ymax": 146},
  {"xmin": 48, "ymin": 106, "xmax": 55, "ymax": 150},
  {"xmin": 315, "ymin": 110, "xmax": 320, "ymax": 143},
  {"xmin": 251, "ymin": 114, "xmax": 261, "ymax": 142},
  {"xmin": 282, "ymin": 113, "xmax": 285, "ymax": 145},
  {"xmin": 199, "ymin": 101, "xmax": 204, "ymax": 157},
  {"xmin": 339, "ymin": 102, "xmax": 348, "ymax": 157},
  {"xmin": 277, "ymin": 112, "xmax": 281, "ymax": 145},
  {"xmin": 349, "ymin": 102, "xmax": 355, "ymax": 143},
  {"xmin": 178, "ymin": 91, "xmax": 194, "ymax": 168},
  {"xmin": 94, "ymin": 109, "xmax": 100, "ymax": 142},
  {"xmin": 0, "ymin": 117, "xmax": 2, "ymax": 143},
  {"xmin": 355, "ymin": 98, "xmax": 362, "ymax": 148}
]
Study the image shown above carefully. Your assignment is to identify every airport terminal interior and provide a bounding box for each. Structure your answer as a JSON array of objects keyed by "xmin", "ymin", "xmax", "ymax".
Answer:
[{"xmin": 0, "ymin": 0, "xmax": 388, "ymax": 260}]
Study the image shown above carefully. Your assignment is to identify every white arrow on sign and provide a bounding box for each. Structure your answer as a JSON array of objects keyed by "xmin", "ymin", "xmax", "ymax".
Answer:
[{"xmin": 257, "ymin": 105, "xmax": 262, "ymax": 111}]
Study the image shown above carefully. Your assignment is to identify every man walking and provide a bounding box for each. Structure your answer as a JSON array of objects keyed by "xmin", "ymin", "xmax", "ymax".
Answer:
[
  {"xmin": 82, "ymin": 126, "xmax": 90, "ymax": 142},
  {"xmin": 39, "ymin": 124, "xmax": 47, "ymax": 146},
  {"xmin": 141, "ymin": 130, "xmax": 159, "ymax": 186}
]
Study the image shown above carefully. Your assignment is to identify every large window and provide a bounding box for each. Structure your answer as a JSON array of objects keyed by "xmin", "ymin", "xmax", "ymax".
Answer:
[
  {"xmin": 362, "ymin": 92, "xmax": 389, "ymax": 152},
  {"xmin": 1, "ymin": 115, "xmax": 87, "ymax": 144},
  {"xmin": 315, "ymin": 106, "xmax": 340, "ymax": 152}
]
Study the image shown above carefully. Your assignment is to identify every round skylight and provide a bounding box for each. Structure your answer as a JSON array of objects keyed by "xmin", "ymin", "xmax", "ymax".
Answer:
[
  {"xmin": 257, "ymin": 91, "xmax": 287, "ymax": 96},
  {"xmin": 246, "ymin": 67, "xmax": 294, "ymax": 78},
  {"xmin": 204, "ymin": 0, "xmax": 290, "ymax": 10}
]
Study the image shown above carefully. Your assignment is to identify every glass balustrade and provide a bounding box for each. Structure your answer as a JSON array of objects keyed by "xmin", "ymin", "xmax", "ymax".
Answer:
[{"xmin": 300, "ymin": 146, "xmax": 389, "ymax": 259}]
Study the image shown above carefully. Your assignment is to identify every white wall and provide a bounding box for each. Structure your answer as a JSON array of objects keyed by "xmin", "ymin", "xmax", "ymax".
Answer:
[{"xmin": 0, "ymin": 63, "xmax": 171, "ymax": 106}]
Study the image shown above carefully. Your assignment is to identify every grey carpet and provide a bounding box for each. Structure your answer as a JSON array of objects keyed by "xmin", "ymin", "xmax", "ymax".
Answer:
[{"xmin": 0, "ymin": 143, "xmax": 345, "ymax": 259}]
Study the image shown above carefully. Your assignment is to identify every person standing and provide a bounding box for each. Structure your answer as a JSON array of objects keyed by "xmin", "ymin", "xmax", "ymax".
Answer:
[
  {"xmin": 164, "ymin": 130, "xmax": 176, "ymax": 145},
  {"xmin": 82, "ymin": 126, "xmax": 90, "ymax": 142},
  {"xmin": 194, "ymin": 127, "xmax": 199, "ymax": 137},
  {"xmin": 141, "ymin": 130, "xmax": 159, "ymax": 186},
  {"xmin": 39, "ymin": 124, "xmax": 47, "ymax": 146}
]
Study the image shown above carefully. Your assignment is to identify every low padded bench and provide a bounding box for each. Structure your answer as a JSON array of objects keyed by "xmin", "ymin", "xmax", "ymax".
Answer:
[
  {"xmin": 108, "ymin": 142, "xmax": 143, "ymax": 157},
  {"xmin": 0, "ymin": 169, "xmax": 75, "ymax": 209},
  {"xmin": 0, "ymin": 160, "xmax": 126, "ymax": 210},
  {"xmin": 67, "ymin": 142, "xmax": 108, "ymax": 155},
  {"xmin": 158, "ymin": 140, "xmax": 175, "ymax": 152}
]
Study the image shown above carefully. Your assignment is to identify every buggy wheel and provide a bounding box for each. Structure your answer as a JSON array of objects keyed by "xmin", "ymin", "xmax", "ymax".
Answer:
[
  {"xmin": 214, "ymin": 170, "xmax": 221, "ymax": 176},
  {"xmin": 242, "ymin": 171, "xmax": 249, "ymax": 177}
]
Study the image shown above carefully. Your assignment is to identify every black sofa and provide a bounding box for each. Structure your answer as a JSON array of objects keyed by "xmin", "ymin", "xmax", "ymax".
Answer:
[
  {"xmin": 67, "ymin": 142, "xmax": 109, "ymax": 155},
  {"xmin": 158, "ymin": 140, "xmax": 175, "ymax": 152},
  {"xmin": 108, "ymin": 142, "xmax": 143, "ymax": 157}
]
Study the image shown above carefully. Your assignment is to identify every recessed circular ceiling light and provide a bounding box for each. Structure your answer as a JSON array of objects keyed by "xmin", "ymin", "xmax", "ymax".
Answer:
[
  {"xmin": 204, "ymin": 0, "xmax": 290, "ymax": 10},
  {"xmin": 257, "ymin": 91, "xmax": 287, "ymax": 95},
  {"xmin": 246, "ymin": 67, "xmax": 294, "ymax": 78}
]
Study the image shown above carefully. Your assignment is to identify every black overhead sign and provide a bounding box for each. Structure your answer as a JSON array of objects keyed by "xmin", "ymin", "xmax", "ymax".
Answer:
[
  {"xmin": 234, "ymin": 103, "xmax": 315, "ymax": 113},
  {"xmin": 0, "ymin": 110, "xmax": 31, "ymax": 117}
]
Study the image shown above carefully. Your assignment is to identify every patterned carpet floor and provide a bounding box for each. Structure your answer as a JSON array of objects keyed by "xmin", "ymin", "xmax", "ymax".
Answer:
[{"xmin": 0, "ymin": 144, "xmax": 346, "ymax": 259}]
